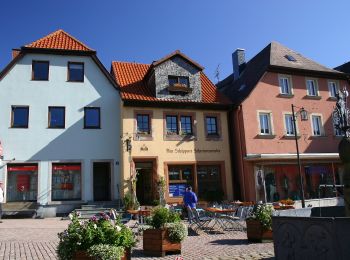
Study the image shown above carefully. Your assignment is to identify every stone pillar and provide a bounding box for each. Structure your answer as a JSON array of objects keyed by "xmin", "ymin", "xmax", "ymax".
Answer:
[{"xmin": 338, "ymin": 137, "xmax": 350, "ymax": 216}]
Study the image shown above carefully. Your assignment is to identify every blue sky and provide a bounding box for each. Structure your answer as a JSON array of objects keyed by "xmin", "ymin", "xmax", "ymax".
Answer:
[{"xmin": 1, "ymin": 1, "xmax": 349, "ymax": 82}]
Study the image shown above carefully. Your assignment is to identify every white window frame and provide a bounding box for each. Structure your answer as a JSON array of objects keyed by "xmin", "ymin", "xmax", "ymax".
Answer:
[
  {"xmin": 283, "ymin": 113, "xmax": 297, "ymax": 136},
  {"xmin": 306, "ymin": 78, "xmax": 319, "ymax": 96},
  {"xmin": 311, "ymin": 114, "xmax": 324, "ymax": 136},
  {"xmin": 328, "ymin": 80, "xmax": 339, "ymax": 98},
  {"xmin": 279, "ymin": 75, "xmax": 293, "ymax": 95},
  {"xmin": 257, "ymin": 111, "xmax": 274, "ymax": 135}
]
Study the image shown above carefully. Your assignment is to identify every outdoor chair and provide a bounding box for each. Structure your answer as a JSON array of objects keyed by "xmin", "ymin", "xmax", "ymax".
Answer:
[
  {"xmin": 187, "ymin": 207, "xmax": 211, "ymax": 232},
  {"xmin": 223, "ymin": 205, "xmax": 253, "ymax": 231}
]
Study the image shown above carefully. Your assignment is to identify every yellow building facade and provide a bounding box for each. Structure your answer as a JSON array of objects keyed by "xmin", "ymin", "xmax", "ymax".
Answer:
[{"xmin": 112, "ymin": 51, "xmax": 233, "ymax": 205}]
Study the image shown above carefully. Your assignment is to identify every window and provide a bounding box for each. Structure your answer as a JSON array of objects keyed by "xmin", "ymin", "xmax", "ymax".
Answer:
[
  {"xmin": 328, "ymin": 81, "xmax": 338, "ymax": 98},
  {"xmin": 11, "ymin": 106, "xmax": 29, "ymax": 128},
  {"xmin": 259, "ymin": 113, "xmax": 272, "ymax": 134},
  {"xmin": 84, "ymin": 107, "xmax": 100, "ymax": 129},
  {"xmin": 136, "ymin": 114, "xmax": 150, "ymax": 134},
  {"xmin": 6, "ymin": 164, "xmax": 38, "ymax": 202},
  {"xmin": 32, "ymin": 61, "xmax": 49, "ymax": 80},
  {"xmin": 68, "ymin": 62, "xmax": 84, "ymax": 82},
  {"xmin": 279, "ymin": 76, "xmax": 292, "ymax": 95},
  {"xmin": 197, "ymin": 166, "xmax": 222, "ymax": 200},
  {"xmin": 284, "ymin": 114, "xmax": 295, "ymax": 136},
  {"xmin": 52, "ymin": 163, "xmax": 81, "ymax": 201},
  {"xmin": 166, "ymin": 115, "xmax": 178, "ymax": 134},
  {"xmin": 48, "ymin": 107, "xmax": 65, "ymax": 128},
  {"xmin": 180, "ymin": 116, "xmax": 192, "ymax": 135},
  {"xmin": 168, "ymin": 165, "xmax": 193, "ymax": 197},
  {"xmin": 285, "ymin": 55, "xmax": 297, "ymax": 62},
  {"xmin": 206, "ymin": 117, "xmax": 218, "ymax": 136},
  {"xmin": 312, "ymin": 115, "xmax": 322, "ymax": 136},
  {"xmin": 168, "ymin": 76, "xmax": 190, "ymax": 87},
  {"xmin": 306, "ymin": 79, "xmax": 318, "ymax": 96}
]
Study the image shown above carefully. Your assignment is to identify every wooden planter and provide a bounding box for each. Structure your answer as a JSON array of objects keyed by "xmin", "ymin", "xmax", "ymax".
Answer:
[
  {"xmin": 246, "ymin": 219, "xmax": 273, "ymax": 242},
  {"xmin": 74, "ymin": 247, "xmax": 131, "ymax": 260},
  {"xmin": 143, "ymin": 229, "xmax": 181, "ymax": 257}
]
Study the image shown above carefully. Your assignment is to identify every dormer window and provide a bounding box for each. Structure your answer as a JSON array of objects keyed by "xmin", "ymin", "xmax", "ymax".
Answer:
[
  {"xmin": 167, "ymin": 76, "xmax": 191, "ymax": 94},
  {"xmin": 168, "ymin": 76, "xmax": 190, "ymax": 87}
]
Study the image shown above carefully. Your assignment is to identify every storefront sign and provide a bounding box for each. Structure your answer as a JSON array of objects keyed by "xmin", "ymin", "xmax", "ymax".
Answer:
[
  {"xmin": 166, "ymin": 148, "xmax": 221, "ymax": 154},
  {"xmin": 8, "ymin": 166, "xmax": 38, "ymax": 172},
  {"xmin": 169, "ymin": 183, "xmax": 186, "ymax": 197},
  {"xmin": 53, "ymin": 165, "xmax": 81, "ymax": 171}
]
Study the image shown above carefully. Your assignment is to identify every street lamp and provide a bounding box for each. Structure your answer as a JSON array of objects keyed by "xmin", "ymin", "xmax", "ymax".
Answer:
[{"xmin": 291, "ymin": 104, "xmax": 308, "ymax": 208}]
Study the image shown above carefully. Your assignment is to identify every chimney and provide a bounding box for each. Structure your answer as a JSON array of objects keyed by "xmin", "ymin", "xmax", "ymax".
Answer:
[
  {"xmin": 232, "ymin": 48, "xmax": 246, "ymax": 80},
  {"xmin": 12, "ymin": 49, "xmax": 21, "ymax": 60}
]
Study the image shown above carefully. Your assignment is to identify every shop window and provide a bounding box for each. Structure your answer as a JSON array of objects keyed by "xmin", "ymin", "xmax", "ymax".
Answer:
[
  {"xmin": 11, "ymin": 106, "xmax": 29, "ymax": 128},
  {"xmin": 84, "ymin": 107, "xmax": 100, "ymax": 129},
  {"xmin": 68, "ymin": 62, "xmax": 84, "ymax": 82},
  {"xmin": 48, "ymin": 106, "xmax": 65, "ymax": 128},
  {"xmin": 32, "ymin": 60, "xmax": 49, "ymax": 81},
  {"xmin": 168, "ymin": 165, "xmax": 193, "ymax": 198},
  {"xmin": 52, "ymin": 163, "xmax": 81, "ymax": 201},
  {"xmin": 136, "ymin": 114, "xmax": 150, "ymax": 134},
  {"xmin": 6, "ymin": 164, "xmax": 38, "ymax": 202},
  {"xmin": 197, "ymin": 166, "xmax": 223, "ymax": 201}
]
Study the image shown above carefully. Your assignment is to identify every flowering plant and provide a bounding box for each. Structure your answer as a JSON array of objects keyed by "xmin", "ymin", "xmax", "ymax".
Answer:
[
  {"xmin": 247, "ymin": 204, "xmax": 274, "ymax": 231},
  {"xmin": 57, "ymin": 212, "xmax": 135, "ymax": 260}
]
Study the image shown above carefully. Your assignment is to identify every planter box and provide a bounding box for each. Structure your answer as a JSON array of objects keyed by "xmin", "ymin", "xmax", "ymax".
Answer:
[
  {"xmin": 143, "ymin": 229, "xmax": 181, "ymax": 257},
  {"xmin": 246, "ymin": 219, "xmax": 273, "ymax": 242},
  {"xmin": 74, "ymin": 248, "xmax": 131, "ymax": 260}
]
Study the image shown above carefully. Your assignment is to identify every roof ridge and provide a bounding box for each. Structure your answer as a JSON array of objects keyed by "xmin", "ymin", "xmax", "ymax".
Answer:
[
  {"xmin": 112, "ymin": 61, "xmax": 150, "ymax": 66},
  {"xmin": 24, "ymin": 29, "xmax": 94, "ymax": 51}
]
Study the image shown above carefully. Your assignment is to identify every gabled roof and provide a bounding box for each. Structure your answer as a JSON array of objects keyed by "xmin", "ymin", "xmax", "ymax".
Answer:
[
  {"xmin": 334, "ymin": 62, "xmax": 350, "ymax": 74},
  {"xmin": 111, "ymin": 58, "xmax": 231, "ymax": 107},
  {"xmin": 151, "ymin": 50, "xmax": 204, "ymax": 70},
  {"xmin": 24, "ymin": 29, "xmax": 94, "ymax": 52},
  {"xmin": 217, "ymin": 41, "xmax": 347, "ymax": 105}
]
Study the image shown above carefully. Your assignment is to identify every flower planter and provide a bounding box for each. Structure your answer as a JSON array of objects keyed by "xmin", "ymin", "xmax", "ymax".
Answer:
[
  {"xmin": 143, "ymin": 228, "xmax": 181, "ymax": 257},
  {"xmin": 246, "ymin": 219, "xmax": 273, "ymax": 242},
  {"xmin": 73, "ymin": 248, "xmax": 131, "ymax": 260}
]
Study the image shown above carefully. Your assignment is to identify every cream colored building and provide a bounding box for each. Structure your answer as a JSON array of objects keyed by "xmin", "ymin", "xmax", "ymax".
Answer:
[{"xmin": 112, "ymin": 51, "xmax": 233, "ymax": 204}]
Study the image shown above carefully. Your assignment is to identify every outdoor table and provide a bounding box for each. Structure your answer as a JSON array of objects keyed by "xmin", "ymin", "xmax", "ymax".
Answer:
[
  {"xmin": 126, "ymin": 209, "xmax": 151, "ymax": 233},
  {"xmin": 205, "ymin": 207, "xmax": 236, "ymax": 231}
]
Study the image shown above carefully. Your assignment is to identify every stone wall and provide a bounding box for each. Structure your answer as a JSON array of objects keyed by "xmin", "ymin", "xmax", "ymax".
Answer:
[{"xmin": 153, "ymin": 56, "xmax": 202, "ymax": 101}]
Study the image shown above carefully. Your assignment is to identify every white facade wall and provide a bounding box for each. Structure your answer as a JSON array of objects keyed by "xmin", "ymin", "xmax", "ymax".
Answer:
[{"xmin": 0, "ymin": 53, "xmax": 121, "ymax": 209}]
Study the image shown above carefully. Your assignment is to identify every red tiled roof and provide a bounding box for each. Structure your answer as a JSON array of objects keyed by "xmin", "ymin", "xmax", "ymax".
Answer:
[
  {"xmin": 111, "ymin": 61, "xmax": 231, "ymax": 105},
  {"xmin": 24, "ymin": 29, "xmax": 94, "ymax": 52}
]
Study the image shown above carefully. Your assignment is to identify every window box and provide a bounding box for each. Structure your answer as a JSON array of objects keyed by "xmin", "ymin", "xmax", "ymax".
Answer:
[
  {"xmin": 256, "ymin": 134, "xmax": 276, "ymax": 139},
  {"xmin": 304, "ymin": 95, "xmax": 322, "ymax": 100},
  {"xmin": 167, "ymin": 85, "xmax": 192, "ymax": 93},
  {"xmin": 277, "ymin": 93, "xmax": 294, "ymax": 98},
  {"xmin": 282, "ymin": 134, "xmax": 300, "ymax": 139}
]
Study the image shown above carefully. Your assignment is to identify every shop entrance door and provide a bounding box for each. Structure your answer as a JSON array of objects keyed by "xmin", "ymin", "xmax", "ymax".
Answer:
[
  {"xmin": 93, "ymin": 162, "xmax": 111, "ymax": 201},
  {"xmin": 135, "ymin": 162, "xmax": 153, "ymax": 205}
]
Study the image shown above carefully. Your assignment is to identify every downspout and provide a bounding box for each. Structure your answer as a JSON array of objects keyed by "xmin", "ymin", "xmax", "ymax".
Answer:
[{"xmin": 237, "ymin": 105, "xmax": 247, "ymax": 200}]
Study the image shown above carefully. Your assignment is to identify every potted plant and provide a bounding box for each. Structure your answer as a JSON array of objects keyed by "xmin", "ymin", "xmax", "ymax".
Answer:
[
  {"xmin": 278, "ymin": 199, "xmax": 295, "ymax": 209},
  {"xmin": 57, "ymin": 212, "xmax": 136, "ymax": 260},
  {"xmin": 143, "ymin": 207, "xmax": 187, "ymax": 257},
  {"xmin": 246, "ymin": 204, "xmax": 274, "ymax": 242}
]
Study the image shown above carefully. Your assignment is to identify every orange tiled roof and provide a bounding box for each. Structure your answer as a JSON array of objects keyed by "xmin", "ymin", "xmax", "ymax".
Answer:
[
  {"xmin": 24, "ymin": 29, "xmax": 94, "ymax": 52},
  {"xmin": 111, "ymin": 61, "xmax": 231, "ymax": 105}
]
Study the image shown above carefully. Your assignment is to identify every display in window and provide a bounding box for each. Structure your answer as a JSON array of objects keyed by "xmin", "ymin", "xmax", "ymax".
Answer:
[{"xmin": 52, "ymin": 164, "xmax": 81, "ymax": 201}]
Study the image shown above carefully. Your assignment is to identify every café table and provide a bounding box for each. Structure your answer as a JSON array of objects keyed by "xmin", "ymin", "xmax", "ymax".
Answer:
[
  {"xmin": 126, "ymin": 209, "xmax": 151, "ymax": 234},
  {"xmin": 205, "ymin": 207, "xmax": 236, "ymax": 231}
]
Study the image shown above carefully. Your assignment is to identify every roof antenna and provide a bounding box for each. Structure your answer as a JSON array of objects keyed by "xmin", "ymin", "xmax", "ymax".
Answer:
[{"xmin": 214, "ymin": 64, "xmax": 220, "ymax": 83}]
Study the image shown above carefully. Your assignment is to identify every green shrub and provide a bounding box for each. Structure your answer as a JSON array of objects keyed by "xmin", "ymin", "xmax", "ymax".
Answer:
[
  {"xmin": 165, "ymin": 222, "xmax": 188, "ymax": 243},
  {"xmin": 248, "ymin": 204, "xmax": 274, "ymax": 230},
  {"xmin": 87, "ymin": 244, "xmax": 125, "ymax": 260},
  {"xmin": 57, "ymin": 212, "xmax": 136, "ymax": 260},
  {"xmin": 149, "ymin": 207, "xmax": 181, "ymax": 229}
]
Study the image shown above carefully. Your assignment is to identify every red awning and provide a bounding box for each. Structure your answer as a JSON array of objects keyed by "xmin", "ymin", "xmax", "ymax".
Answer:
[
  {"xmin": 53, "ymin": 165, "xmax": 81, "ymax": 171},
  {"xmin": 8, "ymin": 165, "xmax": 38, "ymax": 172}
]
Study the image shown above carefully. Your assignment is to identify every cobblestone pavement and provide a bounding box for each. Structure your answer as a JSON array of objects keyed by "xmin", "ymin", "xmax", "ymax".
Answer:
[{"xmin": 0, "ymin": 218, "xmax": 274, "ymax": 260}]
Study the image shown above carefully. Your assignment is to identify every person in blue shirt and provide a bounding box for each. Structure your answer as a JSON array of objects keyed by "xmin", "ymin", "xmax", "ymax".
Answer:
[{"xmin": 183, "ymin": 186, "xmax": 199, "ymax": 223}]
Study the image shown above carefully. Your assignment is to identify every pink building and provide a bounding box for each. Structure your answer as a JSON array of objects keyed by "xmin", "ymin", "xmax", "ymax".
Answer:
[{"xmin": 218, "ymin": 42, "xmax": 349, "ymax": 204}]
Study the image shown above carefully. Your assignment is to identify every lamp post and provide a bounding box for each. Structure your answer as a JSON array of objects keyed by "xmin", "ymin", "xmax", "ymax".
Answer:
[{"xmin": 291, "ymin": 104, "xmax": 308, "ymax": 208}]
